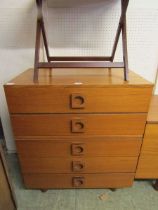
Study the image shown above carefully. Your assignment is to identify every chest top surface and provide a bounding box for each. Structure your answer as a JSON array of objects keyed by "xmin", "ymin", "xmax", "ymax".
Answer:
[{"xmin": 5, "ymin": 68, "xmax": 152, "ymax": 87}]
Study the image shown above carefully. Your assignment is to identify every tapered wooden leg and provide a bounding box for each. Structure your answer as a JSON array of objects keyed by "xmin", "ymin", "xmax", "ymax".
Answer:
[
  {"xmin": 110, "ymin": 188, "xmax": 117, "ymax": 192},
  {"xmin": 41, "ymin": 189, "xmax": 48, "ymax": 192},
  {"xmin": 153, "ymin": 180, "xmax": 158, "ymax": 191}
]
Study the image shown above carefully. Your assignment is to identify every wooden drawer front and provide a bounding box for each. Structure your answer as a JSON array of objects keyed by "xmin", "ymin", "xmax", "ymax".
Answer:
[
  {"xmin": 19, "ymin": 157, "xmax": 138, "ymax": 173},
  {"xmin": 136, "ymin": 156, "xmax": 158, "ymax": 178},
  {"xmin": 138, "ymin": 124, "xmax": 158, "ymax": 155},
  {"xmin": 23, "ymin": 173, "xmax": 134, "ymax": 189},
  {"xmin": 5, "ymin": 86, "xmax": 152, "ymax": 113},
  {"xmin": 11, "ymin": 114, "xmax": 146, "ymax": 136},
  {"xmin": 16, "ymin": 138, "xmax": 142, "ymax": 157},
  {"xmin": 135, "ymin": 124, "xmax": 158, "ymax": 178}
]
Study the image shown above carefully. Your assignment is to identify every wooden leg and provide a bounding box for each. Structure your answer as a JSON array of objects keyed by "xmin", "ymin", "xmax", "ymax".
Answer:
[
  {"xmin": 153, "ymin": 180, "xmax": 158, "ymax": 191},
  {"xmin": 41, "ymin": 189, "xmax": 48, "ymax": 192},
  {"xmin": 110, "ymin": 188, "xmax": 117, "ymax": 192}
]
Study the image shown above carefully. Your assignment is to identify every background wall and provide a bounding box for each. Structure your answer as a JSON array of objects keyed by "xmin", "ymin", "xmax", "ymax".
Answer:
[{"xmin": 0, "ymin": 0, "xmax": 158, "ymax": 152}]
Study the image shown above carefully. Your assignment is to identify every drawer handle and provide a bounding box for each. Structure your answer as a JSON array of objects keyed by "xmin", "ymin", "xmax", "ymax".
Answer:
[
  {"xmin": 71, "ymin": 144, "xmax": 85, "ymax": 156},
  {"xmin": 71, "ymin": 119, "xmax": 85, "ymax": 133},
  {"xmin": 72, "ymin": 177, "xmax": 85, "ymax": 187},
  {"xmin": 71, "ymin": 94, "xmax": 85, "ymax": 109},
  {"xmin": 72, "ymin": 161, "xmax": 85, "ymax": 172}
]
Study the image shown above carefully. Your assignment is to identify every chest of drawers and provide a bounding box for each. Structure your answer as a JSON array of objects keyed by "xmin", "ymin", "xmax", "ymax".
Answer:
[
  {"xmin": 136, "ymin": 96, "xmax": 158, "ymax": 179},
  {"xmin": 4, "ymin": 68, "xmax": 153, "ymax": 189}
]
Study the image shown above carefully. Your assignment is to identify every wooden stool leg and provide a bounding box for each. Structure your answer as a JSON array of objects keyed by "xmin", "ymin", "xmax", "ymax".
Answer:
[{"xmin": 153, "ymin": 180, "xmax": 158, "ymax": 191}]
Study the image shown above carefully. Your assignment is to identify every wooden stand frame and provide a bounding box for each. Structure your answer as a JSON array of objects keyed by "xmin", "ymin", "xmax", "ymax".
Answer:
[{"xmin": 34, "ymin": 0, "xmax": 129, "ymax": 82}]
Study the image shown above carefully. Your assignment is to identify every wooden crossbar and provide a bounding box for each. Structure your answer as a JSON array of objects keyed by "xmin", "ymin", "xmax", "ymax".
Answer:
[{"xmin": 38, "ymin": 62, "xmax": 124, "ymax": 69}]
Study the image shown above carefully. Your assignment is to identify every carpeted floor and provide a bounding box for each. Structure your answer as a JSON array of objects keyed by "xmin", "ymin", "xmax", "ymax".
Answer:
[{"xmin": 7, "ymin": 154, "xmax": 158, "ymax": 210}]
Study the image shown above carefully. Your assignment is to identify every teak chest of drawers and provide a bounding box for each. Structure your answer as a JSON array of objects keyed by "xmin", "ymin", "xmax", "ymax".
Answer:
[
  {"xmin": 136, "ymin": 96, "xmax": 158, "ymax": 179},
  {"xmin": 4, "ymin": 68, "xmax": 153, "ymax": 189}
]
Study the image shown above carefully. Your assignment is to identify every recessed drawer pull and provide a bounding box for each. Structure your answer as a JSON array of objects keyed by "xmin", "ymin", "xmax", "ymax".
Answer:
[
  {"xmin": 71, "ymin": 144, "xmax": 85, "ymax": 156},
  {"xmin": 72, "ymin": 176, "xmax": 85, "ymax": 187},
  {"xmin": 71, "ymin": 119, "xmax": 85, "ymax": 133},
  {"xmin": 71, "ymin": 94, "xmax": 85, "ymax": 109},
  {"xmin": 72, "ymin": 161, "xmax": 85, "ymax": 172}
]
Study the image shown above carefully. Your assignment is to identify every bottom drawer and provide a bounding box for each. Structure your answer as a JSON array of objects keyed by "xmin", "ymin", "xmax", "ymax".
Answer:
[{"xmin": 23, "ymin": 173, "xmax": 134, "ymax": 189}]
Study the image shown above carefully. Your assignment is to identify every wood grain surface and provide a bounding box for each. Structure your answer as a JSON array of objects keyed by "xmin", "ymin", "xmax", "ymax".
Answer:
[
  {"xmin": 23, "ymin": 173, "xmax": 134, "ymax": 189},
  {"xmin": 0, "ymin": 145, "xmax": 16, "ymax": 210},
  {"xmin": 0, "ymin": 161, "xmax": 15, "ymax": 210},
  {"xmin": 137, "ymin": 124, "xmax": 158, "ymax": 156},
  {"xmin": 147, "ymin": 95, "xmax": 158, "ymax": 123},
  {"xmin": 11, "ymin": 113, "xmax": 147, "ymax": 136},
  {"xmin": 136, "ymin": 96, "xmax": 158, "ymax": 179},
  {"xmin": 4, "ymin": 68, "xmax": 153, "ymax": 188},
  {"xmin": 5, "ymin": 68, "xmax": 153, "ymax": 86},
  {"xmin": 19, "ymin": 156, "xmax": 138, "ymax": 173},
  {"xmin": 16, "ymin": 137, "xmax": 142, "ymax": 157},
  {"xmin": 5, "ymin": 86, "xmax": 152, "ymax": 113},
  {"xmin": 136, "ymin": 156, "xmax": 158, "ymax": 178}
]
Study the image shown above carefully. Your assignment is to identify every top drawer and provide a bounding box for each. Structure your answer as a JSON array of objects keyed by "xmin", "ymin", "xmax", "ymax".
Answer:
[{"xmin": 4, "ymin": 86, "xmax": 152, "ymax": 113}]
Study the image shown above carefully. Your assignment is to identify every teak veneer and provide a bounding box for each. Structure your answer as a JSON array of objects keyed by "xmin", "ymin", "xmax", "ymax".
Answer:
[
  {"xmin": 4, "ymin": 68, "xmax": 153, "ymax": 189},
  {"xmin": 16, "ymin": 136, "xmax": 142, "ymax": 157},
  {"xmin": 136, "ymin": 96, "xmax": 158, "ymax": 179}
]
